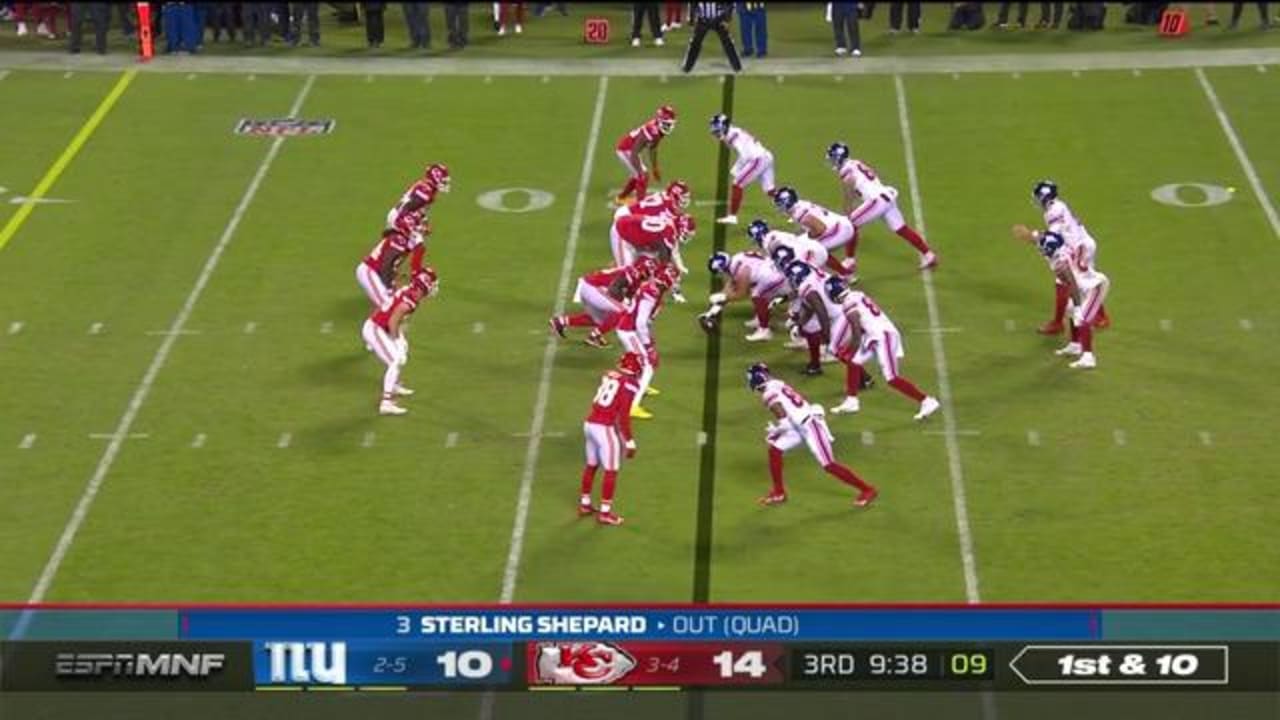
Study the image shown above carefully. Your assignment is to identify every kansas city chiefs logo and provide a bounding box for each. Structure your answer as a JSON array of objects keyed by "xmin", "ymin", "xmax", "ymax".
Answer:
[{"xmin": 534, "ymin": 642, "xmax": 637, "ymax": 685}]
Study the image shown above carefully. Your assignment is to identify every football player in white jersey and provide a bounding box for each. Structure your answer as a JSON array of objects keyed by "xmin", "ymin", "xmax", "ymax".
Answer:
[
  {"xmin": 823, "ymin": 276, "xmax": 941, "ymax": 419},
  {"xmin": 700, "ymin": 250, "xmax": 790, "ymax": 342},
  {"xmin": 747, "ymin": 218, "xmax": 855, "ymax": 279},
  {"xmin": 1034, "ymin": 232, "xmax": 1109, "ymax": 369},
  {"xmin": 773, "ymin": 187, "xmax": 858, "ymax": 262},
  {"xmin": 1014, "ymin": 180, "xmax": 1110, "ymax": 335},
  {"xmin": 746, "ymin": 362, "xmax": 878, "ymax": 508},
  {"xmin": 709, "ymin": 114, "xmax": 777, "ymax": 225},
  {"xmin": 826, "ymin": 142, "xmax": 938, "ymax": 270}
]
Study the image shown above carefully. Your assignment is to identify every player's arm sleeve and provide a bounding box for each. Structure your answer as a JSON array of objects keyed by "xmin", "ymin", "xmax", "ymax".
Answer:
[
  {"xmin": 841, "ymin": 181, "xmax": 857, "ymax": 212},
  {"xmin": 388, "ymin": 305, "xmax": 407, "ymax": 337},
  {"xmin": 810, "ymin": 296, "xmax": 831, "ymax": 336},
  {"xmin": 618, "ymin": 388, "xmax": 636, "ymax": 442},
  {"xmin": 409, "ymin": 245, "xmax": 425, "ymax": 273}
]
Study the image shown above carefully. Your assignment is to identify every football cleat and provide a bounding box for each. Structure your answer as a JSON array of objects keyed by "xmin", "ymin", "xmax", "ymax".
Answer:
[
  {"xmin": 801, "ymin": 364, "xmax": 823, "ymax": 376},
  {"xmin": 758, "ymin": 491, "xmax": 788, "ymax": 506},
  {"xmin": 670, "ymin": 289, "xmax": 687, "ymax": 304},
  {"xmin": 379, "ymin": 401, "xmax": 408, "ymax": 416},
  {"xmin": 645, "ymin": 386, "xmax": 661, "ymax": 396},
  {"xmin": 831, "ymin": 397, "xmax": 861, "ymax": 414},
  {"xmin": 577, "ymin": 503, "xmax": 595, "ymax": 518},
  {"xmin": 715, "ymin": 214, "xmax": 739, "ymax": 225},
  {"xmin": 914, "ymin": 396, "xmax": 941, "ymax": 421},
  {"xmin": 584, "ymin": 332, "xmax": 610, "ymax": 348},
  {"xmin": 1038, "ymin": 321, "xmax": 1064, "ymax": 335},
  {"xmin": 597, "ymin": 511, "xmax": 625, "ymax": 526},
  {"xmin": 393, "ymin": 385, "xmax": 415, "ymax": 397},
  {"xmin": 630, "ymin": 405, "xmax": 654, "ymax": 419},
  {"xmin": 1054, "ymin": 342, "xmax": 1083, "ymax": 356},
  {"xmin": 549, "ymin": 316, "xmax": 567, "ymax": 338},
  {"xmin": 784, "ymin": 335, "xmax": 807, "ymax": 350},
  {"xmin": 854, "ymin": 487, "xmax": 879, "ymax": 508},
  {"xmin": 697, "ymin": 312, "xmax": 721, "ymax": 334},
  {"xmin": 919, "ymin": 251, "xmax": 939, "ymax": 270},
  {"xmin": 745, "ymin": 327, "xmax": 773, "ymax": 342},
  {"xmin": 744, "ymin": 317, "xmax": 761, "ymax": 329},
  {"xmin": 1069, "ymin": 352, "xmax": 1097, "ymax": 369}
]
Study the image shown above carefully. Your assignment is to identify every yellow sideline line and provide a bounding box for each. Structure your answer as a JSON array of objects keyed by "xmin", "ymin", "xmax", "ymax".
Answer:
[{"xmin": 0, "ymin": 69, "xmax": 136, "ymax": 252}]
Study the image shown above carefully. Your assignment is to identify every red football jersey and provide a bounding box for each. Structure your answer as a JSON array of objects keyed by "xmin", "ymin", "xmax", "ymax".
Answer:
[
  {"xmin": 370, "ymin": 286, "xmax": 422, "ymax": 332},
  {"xmin": 615, "ymin": 214, "xmax": 677, "ymax": 253},
  {"xmin": 623, "ymin": 191, "xmax": 679, "ymax": 218},
  {"xmin": 584, "ymin": 265, "xmax": 642, "ymax": 293},
  {"xmin": 364, "ymin": 211, "xmax": 426, "ymax": 279},
  {"xmin": 617, "ymin": 281, "xmax": 663, "ymax": 333},
  {"xmin": 388, "ymin": 178, "xmax": 439, "ymax": 225},
  {"xmin": 616, "ymin": 119, "xmax": 664, "ymax": 153},
  {"xmin": 585, "ymin": 369, "xmax": 638, "ymax": 441}
]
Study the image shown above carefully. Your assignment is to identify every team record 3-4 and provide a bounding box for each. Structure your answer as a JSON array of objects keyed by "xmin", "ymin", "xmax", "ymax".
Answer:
[{"xmin": 0, "ymin": 607, "xmax": 1276, "ymax": 692}]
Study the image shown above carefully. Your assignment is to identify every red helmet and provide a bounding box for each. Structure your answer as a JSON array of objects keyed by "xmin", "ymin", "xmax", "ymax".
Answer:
[
  {"xmin": 412, "ymin": 266, "xmax": 439, "ymax": 296},
  {"xmin": 655, "ymin": 105, "xmax": 677, "ymax": 134},
  {"xmin": 617, "ymin": 352, "xmax": 644, "ymax": 376},
  {"xmin": 654, "ymin": 263, "xmax": 681, "ymax": 291},
  {"xmin": 424, "ymin": 163, "xmax": 451, "ymax": 192},
  {"xmin": 665, "ymin": 180, "xmax": 691, "ymax": 209},
  {"xmin": 631, "ymin": 255, "xmax": 658, "ymax": 279},
  {"xmin": 392, "ymin": 210, "xmax": 424, "ymax": 237}
]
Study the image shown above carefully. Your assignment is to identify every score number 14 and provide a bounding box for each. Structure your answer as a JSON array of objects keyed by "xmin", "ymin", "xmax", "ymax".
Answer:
[{"xmin": 712, "ymin": 650, "xmax": 768, "ymax": 678}]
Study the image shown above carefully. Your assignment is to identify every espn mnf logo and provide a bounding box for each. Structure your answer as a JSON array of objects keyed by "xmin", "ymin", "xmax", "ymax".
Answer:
[
  {"xmin": 263, "ymin": 641, "xmax": 347, "ymax": 685},
  {"xmin": 56, "ymin": 651, "xmax": 225, "ymax": 678}
]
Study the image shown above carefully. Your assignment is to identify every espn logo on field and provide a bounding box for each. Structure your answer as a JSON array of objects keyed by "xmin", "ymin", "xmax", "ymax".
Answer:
[
  {"xmin": 531, "ymin": 642, "xmax": 636, "ymax": 685},
  {"xmin": 263, "ymin": 641, "xmax": 347, "ymax": 685}
]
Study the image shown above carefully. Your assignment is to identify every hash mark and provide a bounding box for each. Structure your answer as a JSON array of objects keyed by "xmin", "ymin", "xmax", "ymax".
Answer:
[
  {"xmin": 1198, "ymin": 430, "xmax": 1213, "ymax": 447},
  {"xmin": 834, "ymin": 75, "xmax": 845, "ymax": 83},
  {"xmin": 659, "ymin": 74, "xmax": 668, "ymax": 83},
  {"xmin": 1027, "ymin": 430, "xmax": 1041, "ymax": 447},
  {"xmin": 540, "ymin": 75, "xmax": 550, "ymax": 84},
  {"xmin": 445, "ymin": 432, "xmax": 459, "ymax": 448},
  {"xmin": 1158, "ymin": 318, "xmax": 1173, "ymax": 332},
  {"xmin": 1132, "ymin": 68, "xmax": 1142, "ymax": 77},
  {"xmin": 472, "ymin": 322, "xmax": 485, "ymax": 334},
  {"xmin": 423, "ymin": 76, "xmax": 434, "ymax": 83},
  {"xmin": 186, "ymin": 73, "xmax": 196, "ymax": 80},
  {"xmin": 860, "ymin": 430, "xmax": 874, "ymax": 447},
  {"xmin": 191, "ymin": 433, "xmax": 207, "ymax": 449},
  {"xmin": 361, "ymin": 431, "xmax": 376, "ymax": 448},
  {"xmin": 951, "ymin": 72, "xmax": 960, "ymax": 80},
  {"xmin": 1258, "ymin": 65, "xmax": 1269, "ymax": 73},
  {"xmin": 1239, "ymin": 318, "xmax": 1254, "ymax": 331},
  {"xmin": 1004, "ymin": 319, "xmax": 1016, "ymax": 332},
  {"xmin": 88, "ymin": 322, "xmax": 104, "ymax": 335},
  {"xmin": 483, "ymin": 75, "xmax": 493, "ymax": 84},
  {"xmin": 320, "ymin": 321, "xmax": 333, "ymax": 334},
  {"xmin": 8, "ymin": 321, "xmax": 23, "ymax": 335},
  {"xmin": 277, "ymin": 432, "xmax": 292, "ymax": 449},
  {"xmin": 248, "ymin": 74, "xmax": 256, "ymax": 81},
  {"xmin": 696, "ymin": 431, "xmax": 708, "ymax": 447},
  {"xmin": 1072, "ymin": 70, "xmax": 1082, "ymax": 77},
  {"xmin": 775, "ymin": 75, "xmax": 785, "ymax": 83},
  {"xmin": 63, "ymin": 71, "xmax": 73, "ymax": 79},
  {"xmin": 1012, "ymin": 72, "xmax": 1021, "ymax": 79},
  {"xmin": 364, "ymin": 74, "xmax": 374, "ymax": 83},
  {"xmin": 1112, "ymin": 429, "xmax": 1127, "ymax": 447},
  {"xmin": 244, "ymin": 321, "xmax": 258, "ymax": 334},
  {"xmin": 19, "ymin": 433, "xmax": 36, "ymax": 450}
]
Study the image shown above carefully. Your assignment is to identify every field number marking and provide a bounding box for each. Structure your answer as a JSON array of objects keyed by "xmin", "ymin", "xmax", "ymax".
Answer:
[
  {"xmin": 476, "ymin": 188, "xmax": 555, "ymax": 214},
  {"xmin": 1150, "ymin": 183, "xmax": 1233, "ymax": 208}
]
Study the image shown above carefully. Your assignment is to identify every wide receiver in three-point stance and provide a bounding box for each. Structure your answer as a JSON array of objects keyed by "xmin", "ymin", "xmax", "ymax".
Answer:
[
  {"xmin": 826, "ymin": 142, "xmax": 937, "ymax": 270},
  {"xmin": 746, "ymin": 362, "xmax": 878, "ymax": 508}
]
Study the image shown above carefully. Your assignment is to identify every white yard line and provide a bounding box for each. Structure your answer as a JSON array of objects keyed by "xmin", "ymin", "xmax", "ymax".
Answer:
[
  {"xmin": 20, "ymin": 75, "xmax": 316, "ymax": 607},
  {"xmin": 1113, "ymin": 429, "xmax": 1128, "ymax": 447},
  {"xmin": 1195, "ymin": 67, "xmax": 1280, "ymax": 241},
  {"xmin": 895, "ymin": 74, "xmax": 981, "ymax": 605},
  {"xmin": 88, "ymin": 322, "xmax": 104, "ymax": 334},
  {"xmin": 18, "ymin": 433, "xmax": 36, "ymax": 450},
  {"xmin": 1026, "ymin": 430, "xmax": 1041, "ymax": 447},
  {"xmin": 244, "ymin": 321, "xmax": 258, "ymax": 334},
  {"xmin": 860, "ymin": 430, "xmax": 875, "ymax": 447},
  {"xmin": 499, "ymin": 76, "xmax": 609, "ymax": 605},
  {"xmin": 1198, "ymin": 431, "xmax": 1213, "ymax": 447}
]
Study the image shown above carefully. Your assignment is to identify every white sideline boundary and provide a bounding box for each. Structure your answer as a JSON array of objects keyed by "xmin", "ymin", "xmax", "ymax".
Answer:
[
  {"xmin": 16, "ymin": 75, "xmax": 317, "ymax": 618},
  {"xmin": 0, "ymin": 47, "xmax": 1276, "ymax": 77},
  {"xmin": 894, "ymin": 75, "xmax": 982, "ymax": 605},
  {"xmin": 499, "ymin": 76, "xmax": 609, "ymax": 604},
  {"xmin": 1195, "ymin": 67, "xmax": 1280, "ymax": 242}
]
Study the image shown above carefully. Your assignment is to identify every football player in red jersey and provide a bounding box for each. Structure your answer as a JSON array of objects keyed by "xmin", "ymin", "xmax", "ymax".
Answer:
[
  {"xmin": 550, "ymin": 256, "xmax": 656, "ymax": 346},
  {"xmin": 362, "ymin": 267, "xmax": 439, "ymax": 416},
  {"xmin": 615, "ymin": 105, "xmax": 677, "ymax": 205},
  {"xmin": 616, "ymin": 263, "xmax": 679, "ymax": 419},
  {"xmin": 610, "ymin": 211, "xmax": 695, "ymax": 293},
  {"xmin": 357, "ymin": 210, "xmax": 429, "ymax": 307},
  {"xmin": 613, "ymin": 179, "xmax": 692, "ymax": 222},
  {"xmin": 386, "ymin": 163, "xmax": 450, "ymax": 231},
  {"xmin": 580, "ymin": 352, "xmax": 644, "ymax": 526}
]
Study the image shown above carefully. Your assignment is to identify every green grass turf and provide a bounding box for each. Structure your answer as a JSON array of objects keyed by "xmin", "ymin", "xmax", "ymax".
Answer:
[
  {"xmin": 0, "ymin": 59, "xmax": 1277, "ymax": 604},
  {"xmin": 0, "ymin": 3, "xmax": 1277, "ymax": 60}
]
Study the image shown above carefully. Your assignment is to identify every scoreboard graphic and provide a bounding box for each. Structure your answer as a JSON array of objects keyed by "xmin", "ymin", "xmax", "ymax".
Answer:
[{"xmin": 0, "ymin": 606, "xmax": 1275, "ymax": 693}]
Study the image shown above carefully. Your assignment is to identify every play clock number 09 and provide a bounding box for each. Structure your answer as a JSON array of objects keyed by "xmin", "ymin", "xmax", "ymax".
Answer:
[{"xmin": 867, "ymin": 651, "xmax": 993, "ymax": 678}]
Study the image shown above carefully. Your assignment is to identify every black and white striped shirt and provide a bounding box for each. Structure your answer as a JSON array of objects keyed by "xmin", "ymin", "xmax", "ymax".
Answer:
[{"xmin": 693, "ymin": 2, "xmax": 732, "ymax": 23}]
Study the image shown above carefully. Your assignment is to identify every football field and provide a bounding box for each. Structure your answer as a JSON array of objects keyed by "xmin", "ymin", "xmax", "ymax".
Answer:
[{"xmin": 1, "ymin": 56, "xmax": 1278, "ymax": 607}]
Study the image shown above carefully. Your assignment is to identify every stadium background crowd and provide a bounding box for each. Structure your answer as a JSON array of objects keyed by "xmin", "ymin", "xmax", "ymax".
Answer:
[{"xmin": 0, "ymin": 2, "xmax": 1273, "ymax": 57}]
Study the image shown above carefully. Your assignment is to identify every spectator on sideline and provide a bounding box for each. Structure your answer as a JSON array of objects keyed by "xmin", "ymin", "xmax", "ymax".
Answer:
[
  {"xmin": 996, "ymin": 1, "xmax": 1029, "ymax": 28},
  {"xmin": 363, "ymin": 1, "xmax": 385, "ymax": 46},
  {"xmin": 162, "ymin": 1, "xmax": 199, "ymax": 52},
  {"xmin": 116, "ymin": 2, "xmax": 134, "ymax": 37},
  {"xmin": 534, "ymin": 2, "xmax": 567, "ymax": 16},
  {"xmin": 16, "ymin": 2, "xmax": 62, "ymax": 37},
  {"xmin": 830, "ymin": 1, "xmax": 861, "ymax": 56},
  {"xmin": 243, "ymin": 1, "xmax": 271, "ymax": 45},
  {"xmin": 497, "ymin": 1, "xmax": 523, "ymax": 34},
  {"xmin": 445, "ymin": 1, "xmax": 469, "ymax": 47},
  {"xmin": 68, "ymin": 1, "xmax": 108, "ymax": 53},
  {"xmin": 681, "ymin": 2, "xmax": 741, "ymax": 73},
  {"xmin": 663, "ymin": 0, "xmax": 684, "ymax": 29},
  {"xmin": 208, "ymin": 1, "xmax": 235, "ymax": 42},
  {"xmin": 631, "ymin": 2, "xmax": 664, "ymax": 46},
  {"xmin": 291, "ymin": 1, "xmax": 320, "ymax": 45},
  {"xmin": 1229, "ymin": 1, "xmax": 1272, "ymax": 28},
  {"xmin": 889, "ymin": 1, "xmax": 921, "ymax": 32},
  {"xmin": 403, "ymin": 2, "xmax": 430, "ymax": 48},
  {"xmin": 1037, "ymin": 1, "xmax": 1064, "ymax": 28},
  {"xmin": 949, "ymin": 1, "xmax": 986, "ymax": 30},
  {"xmin": 860, "ymin": 1, "xmax": 875, "ymax": 18},
  {"xmin": 737, "ymin": 1, "xmax": 766, "ymax": 57}
]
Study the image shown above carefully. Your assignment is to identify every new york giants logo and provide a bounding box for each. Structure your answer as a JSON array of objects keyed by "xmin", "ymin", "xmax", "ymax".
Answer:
[{"xmin": 263, "ymin": 642, "xmax": 347, "ymax": 685}]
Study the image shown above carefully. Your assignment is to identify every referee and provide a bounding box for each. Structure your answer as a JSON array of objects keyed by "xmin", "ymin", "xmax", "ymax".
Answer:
[{"xmin": 681, "ymin": 2, "xmax": 742, "ymax": 74}]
